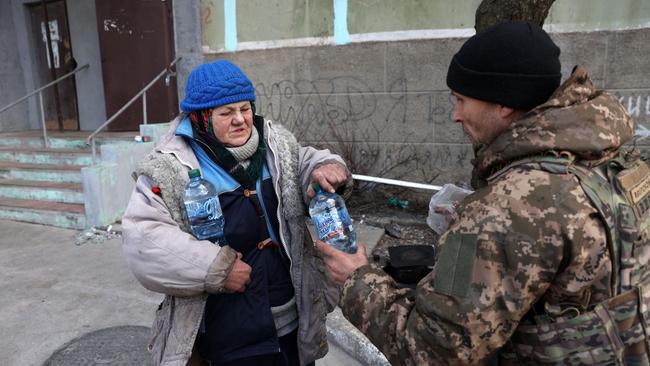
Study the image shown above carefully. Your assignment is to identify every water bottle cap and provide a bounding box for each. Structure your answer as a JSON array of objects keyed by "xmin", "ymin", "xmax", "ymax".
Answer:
[
  {"xmin": 188, "ymin": 169, "xmax": 201, "ymax": 179},
  {"xmin": 311, "ymin": 182, "xmax": 321, "ymax": 193}
]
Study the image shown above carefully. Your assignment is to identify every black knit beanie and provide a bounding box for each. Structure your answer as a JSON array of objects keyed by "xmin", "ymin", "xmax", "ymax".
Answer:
[{"xmin": 446, "ymin": 21, "xmax": 561, "ymax": 110}]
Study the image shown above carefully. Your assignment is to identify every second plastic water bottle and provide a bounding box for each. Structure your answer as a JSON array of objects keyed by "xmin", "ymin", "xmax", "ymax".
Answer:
[
  {"xmin": 309, "ymin": 183, "xmax": 357, "ymax": 253},
  {"xmin": 183, "ymin": 168, "xmax": 225, "ymax": 242}
]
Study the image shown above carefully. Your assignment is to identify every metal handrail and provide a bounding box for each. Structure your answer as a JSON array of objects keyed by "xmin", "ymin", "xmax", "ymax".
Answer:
[
  {"xmin": 0, "ymin": 63, "xmax": 90, "ymax": 148},
  {"xmin": 86, "ymin": 56, "xmax": 181, "ymax": 160}
]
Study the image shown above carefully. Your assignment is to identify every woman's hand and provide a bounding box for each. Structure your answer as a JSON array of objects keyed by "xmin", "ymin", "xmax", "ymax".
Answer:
[
  {"xmin": 307, "ymin": 163, "xmax": 348, "ymax": 198},
  {"xmin": 315, "ymin": 241, "xmax": 368, "ymax": 285},
  {"xmin": 224, "ymin": 252, "xmax": 251, "ymax": 292}
]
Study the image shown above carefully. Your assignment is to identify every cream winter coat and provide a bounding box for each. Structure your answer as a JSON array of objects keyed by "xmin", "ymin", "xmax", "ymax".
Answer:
[{"xmin": 122, "ymin": 116, "xmax": 346, "ymax": 365}]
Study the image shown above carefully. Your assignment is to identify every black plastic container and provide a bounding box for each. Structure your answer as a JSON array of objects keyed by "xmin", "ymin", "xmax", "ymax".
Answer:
[{"xmin": 384, "ymin": 245, "xmax": 435, "ymax": 285}]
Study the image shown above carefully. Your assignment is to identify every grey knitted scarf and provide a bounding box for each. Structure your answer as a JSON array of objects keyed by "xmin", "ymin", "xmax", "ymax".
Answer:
[{"xmin": 226, "ymin": 126, "xmax": 259, "ymax": 169}]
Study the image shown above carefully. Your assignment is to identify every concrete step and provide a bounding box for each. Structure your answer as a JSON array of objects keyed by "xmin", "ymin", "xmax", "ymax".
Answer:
[
  {"xmin": 0, "ymin": 197, "xmax": 85, "ymax": 229},
  {"xmin": 0, "ymin": 130, "xmax": 144, "ymax": 230},
  {"xmin": 0, "ymin": 162, "xmax": 83, "ymax": 183},
  {"xmin": 0, "ymin": 131, "xmax": 136, "ymax": 150},
  {"xmin": 0, "ymin": 147, "xmax": 94, "ymax": 166},
  {"xmin": 0, "ymin": 179, "xmax": 84, "ymax": 204}
]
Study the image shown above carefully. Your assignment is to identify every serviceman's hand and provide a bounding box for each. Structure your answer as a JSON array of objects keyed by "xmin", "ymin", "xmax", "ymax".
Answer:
[
  {"xmin": 224, "ymin": 252, "xmax": 251, "ymax": 292},
  {"xmin": 316, "ymin": 240, "xmax": 368, "ymax": 285},
  {"xmin": 307, "ymin": 163, "xmax": 348, "ymax": 198}
]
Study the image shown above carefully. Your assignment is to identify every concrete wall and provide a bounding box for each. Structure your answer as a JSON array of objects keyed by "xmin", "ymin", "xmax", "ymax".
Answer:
[
  {"xmin": 173, "ymin": 0, "xmax": 204, "ymax": 103},
  {"xmin": 208, "ymin": 27, "xmax": 650, "ymax": 187},
  {"xmin": 82, "ymin": 142, "xmax": 153, "ymax": 228},
  {"xmin": 201, "ymin": 0, "xmax": 650, "ymax": 52},
  {"xmin": 201, "ymin": 0, "xmax": 333, "ymax": 52},
  {"xmin": 82, "ymin": 122, "xmax": 170, "ymax": 228},
  {"xmin": 0, "ymin": 1, "xmax": 30, "ymax": 131},
  {"xmin": 66, "ymin": 0, "xmax": 106, "ymax": 131},
  {"xmin": 192, "ymin": 0, "xmax": 650, "ymax": 187}
]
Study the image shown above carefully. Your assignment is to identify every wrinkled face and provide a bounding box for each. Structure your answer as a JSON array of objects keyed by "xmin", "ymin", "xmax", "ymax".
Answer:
[
  {"xmin": 451, "ymin": 91, "xmax": 507, "ymax": 146},
  {"xmin": 211, "ymin": 101, "xmax": 253, "ymax": 147}
]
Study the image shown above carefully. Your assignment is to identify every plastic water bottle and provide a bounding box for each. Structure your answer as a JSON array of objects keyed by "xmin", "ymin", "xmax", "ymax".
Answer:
[
  {"xmin": 183, "ymin": 168, "xmax": 225, "ymax": 242},
  {"xmin": 309, "ymin": 183, "xmax": 357, "ymax": 253}
]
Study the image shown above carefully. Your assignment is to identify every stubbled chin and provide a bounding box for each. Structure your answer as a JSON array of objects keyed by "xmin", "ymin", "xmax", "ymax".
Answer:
[{"xmin": 464, "ymin": 130, "xmax": 477, "ymax": 145}]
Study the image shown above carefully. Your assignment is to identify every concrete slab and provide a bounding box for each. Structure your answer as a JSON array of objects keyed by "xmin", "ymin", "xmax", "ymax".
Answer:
[
  {"xmin": 552, "ymin": 31, "xmax": 607, "ymax": 87},
  {"xmin": 0, "ymin": 219, "xmax": 376, "ymax": 366},
  {"xmin": 325, "ymin": 308, "xmax": 390, "ymax": 366},
  {"xmin": 605, "ymin": 28, "xmax": 650, "ymax": 90},
  {"xmin": 0, "ymin": 220, "xmax": 160, "ymax": 366},
  {"xmin": 293, "ymin": 43, "xmax": 387, "ymax": 94},
  {"xmin": 384, "ymin": 38, "xmax": 464, "ymax": 92}
]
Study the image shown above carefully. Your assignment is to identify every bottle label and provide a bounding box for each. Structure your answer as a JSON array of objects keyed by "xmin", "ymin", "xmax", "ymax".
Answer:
[
  {"xmin": 186, "ymin": 196, "xmax": 221, "ymax": 220},
  {"xmin": 314, "ymin": 208, "xmax": 343, "ymax": 240}
]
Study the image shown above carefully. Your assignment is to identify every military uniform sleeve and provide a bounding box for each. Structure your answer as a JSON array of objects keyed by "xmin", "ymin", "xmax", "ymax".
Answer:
[{"xmin": 340, "ymin": 169, "xmax": 573, "ymax": 365}]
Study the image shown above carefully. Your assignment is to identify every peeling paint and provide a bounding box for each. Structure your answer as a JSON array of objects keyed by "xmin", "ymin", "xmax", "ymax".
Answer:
[
  {"xmin": 0, "ymin": 152, "xmax": 93, "ymax": 166},
  {"xmin": 10, "ymin": 170, "xmax": 81, "ymax": 183},
  {"xmin": 103, "ymin": 18, "xmax": 133, "ymax": 35},
  {"xmin": 0, "ymin": 208, "xmax": 85, "ymax": 229},
  {"xmin": 0, "ymin": 186, "xmax": 84, "ymax": 204}
]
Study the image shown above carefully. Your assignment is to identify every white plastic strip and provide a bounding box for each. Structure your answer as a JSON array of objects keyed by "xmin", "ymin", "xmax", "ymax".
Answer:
[
  {"xmin": 352, "ymin": 174, "xmax": 442, "ymax": 191},
  {"xmin": 349, "ymin": 28, "xmax": 475, "ymax": 42},
  {"xmin": 234, "ymin": 36, "xmax": 335, "ymax": 52}
]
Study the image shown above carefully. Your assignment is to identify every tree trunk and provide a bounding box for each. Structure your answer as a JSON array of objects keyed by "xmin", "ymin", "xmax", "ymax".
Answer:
[{"xmin": 475, "ymin": 0, "xmax": 556, "ymax": 33}]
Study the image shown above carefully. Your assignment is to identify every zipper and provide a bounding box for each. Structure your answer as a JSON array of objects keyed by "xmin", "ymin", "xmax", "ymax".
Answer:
[
  {"xmin": 256, "ymin": 178, "xmax": 281, "ymax": 247},
  {"xmin": 182, "ymin": 127, "xmax": 292, "ymax": 268},
  {"xmin": 170, "ymin": 127, "xmax": 293, "ymax": 268}
]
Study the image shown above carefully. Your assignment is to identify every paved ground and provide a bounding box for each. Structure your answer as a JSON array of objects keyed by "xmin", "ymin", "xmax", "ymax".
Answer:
[{"xmin": 0, "ymin": 219, "xmax": 366, "ymax": 366}]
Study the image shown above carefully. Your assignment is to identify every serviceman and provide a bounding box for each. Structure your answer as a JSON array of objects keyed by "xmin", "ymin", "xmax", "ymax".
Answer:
[{"xmin": 317, "ymin": 21, "xmax": 650, "ymax": 365}]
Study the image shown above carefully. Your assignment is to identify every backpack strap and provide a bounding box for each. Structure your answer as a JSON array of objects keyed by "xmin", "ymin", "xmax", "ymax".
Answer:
[
  {"xmin": 488, "ymin": 151, "xmax": 621, "ymax": 295},
  {"xmin": 495, "ymin": 151, "xmax": 650, "ymax": 365},
  {"xmin": 566, "ymin": 161, "xmax": 621, "ymax": 293}
]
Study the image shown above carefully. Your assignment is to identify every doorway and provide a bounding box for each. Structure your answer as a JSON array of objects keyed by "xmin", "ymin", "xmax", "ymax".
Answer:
[
  {"xmin": 28, "ymin": 0, "xmax": 79, "ymax": 131},
  {"xmin": 95, "ymin": 0, "xmax": 178, "ymax": 131}
]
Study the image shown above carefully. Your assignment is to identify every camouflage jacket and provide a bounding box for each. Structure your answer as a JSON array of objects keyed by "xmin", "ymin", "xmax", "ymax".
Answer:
[{"xmin": 339, "ymin": 67, "xmax": 648, "ymax": 365}]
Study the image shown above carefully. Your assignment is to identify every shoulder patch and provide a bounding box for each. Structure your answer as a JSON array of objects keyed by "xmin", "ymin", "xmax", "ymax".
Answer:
[
  {"xmin": 616, "ymin": 161, "xmax": 650, "ymax": 219},
  {"xmin": 433, "ymin": 234, "xmax": 478, "ymax": 298}
]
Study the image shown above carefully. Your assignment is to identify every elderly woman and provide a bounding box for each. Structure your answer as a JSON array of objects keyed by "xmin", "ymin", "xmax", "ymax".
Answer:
[{"xmin": 122, "ymin": 60, "xmax": 350, "ymax": 366}]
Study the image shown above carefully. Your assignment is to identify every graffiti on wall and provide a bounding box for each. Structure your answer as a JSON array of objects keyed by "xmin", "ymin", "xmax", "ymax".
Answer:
[
  {"xmin": 617, "ymin": 94, "xmax": 650, "ymax": 140},
  {"xmin": 255, "ymin": 76, "xmax": 454, "ymax": 137},
  {"xmin": 255, "ymin": 76, "xmax": 378, "ymax": 136},
  {"xmin": 252, "ymin": 81, "xmax": 650, "ymax": 183},
  {"xmin": 254, "ymin": 76, "xmax": 469, "ymax": 183}
]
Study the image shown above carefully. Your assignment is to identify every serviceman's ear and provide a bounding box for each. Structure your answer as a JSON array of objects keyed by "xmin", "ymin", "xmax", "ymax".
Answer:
[{"xmin": 498, "ymin": 105, "xmax": 523, "ymax": 121}]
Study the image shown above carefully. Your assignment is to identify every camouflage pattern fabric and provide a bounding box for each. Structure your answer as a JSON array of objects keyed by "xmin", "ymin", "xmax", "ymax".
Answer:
[{"xmin": 340, "ymin": 67, "xmax": 650, "ymax": 365}]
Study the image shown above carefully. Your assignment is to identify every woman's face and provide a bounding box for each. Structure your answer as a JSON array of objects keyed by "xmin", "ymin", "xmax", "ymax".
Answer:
[{"xmin": 210, "ymin": 101, "xmax": 253, "ymax": 147}]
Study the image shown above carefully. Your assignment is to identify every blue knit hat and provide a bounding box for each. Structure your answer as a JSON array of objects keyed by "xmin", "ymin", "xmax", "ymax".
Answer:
[{"xmin": 180, "ymin": 60, "xmax": 256, "ymax": 112}]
